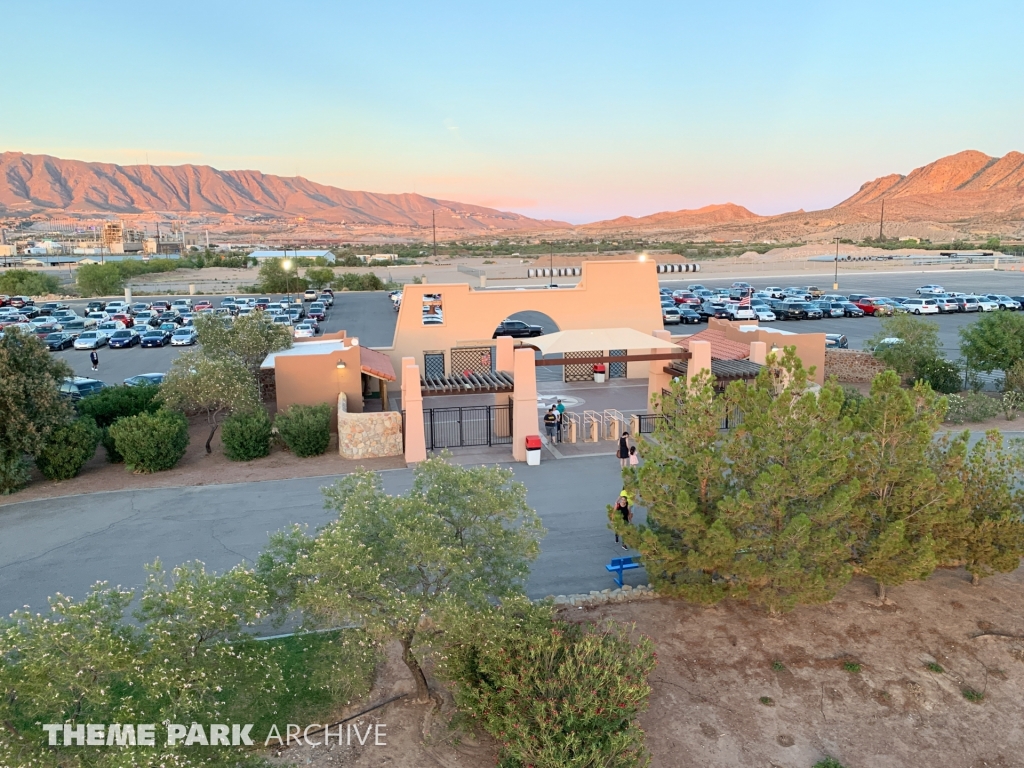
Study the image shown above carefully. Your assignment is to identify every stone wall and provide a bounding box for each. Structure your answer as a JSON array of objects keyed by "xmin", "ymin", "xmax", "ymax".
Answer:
[
  {"xmin": 824, "ymin": 349, "xmax": 888, "ymax": 383},
  {"xmin": 337, "ymin": 393, "xmax": 403, "ymax": 459}
]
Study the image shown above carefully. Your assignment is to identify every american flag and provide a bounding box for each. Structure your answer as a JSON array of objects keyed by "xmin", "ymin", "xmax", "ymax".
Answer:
[{"xmin": 738, "ymin": 296, "xmax": 751, "ymax": 307}]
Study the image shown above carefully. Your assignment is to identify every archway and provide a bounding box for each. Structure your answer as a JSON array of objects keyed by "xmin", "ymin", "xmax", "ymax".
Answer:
[{"xmin": 502, "ymin": 311, "xmax": 562, "ymax": 382}]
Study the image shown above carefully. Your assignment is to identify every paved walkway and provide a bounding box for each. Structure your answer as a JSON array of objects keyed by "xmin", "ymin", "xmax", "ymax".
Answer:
[{"xmin": 0, "ymin": 455, "xmax": 646, "ymax": 617}]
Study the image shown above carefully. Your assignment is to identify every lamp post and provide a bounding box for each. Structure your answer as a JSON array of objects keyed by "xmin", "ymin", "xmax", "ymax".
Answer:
[
  {"xmin": 833, "ymin": 238, "xmax": 840, "ymax": 291},
  {"xmin": 282, "ymin": 258, "xmax": 292, "ymax": 297}
]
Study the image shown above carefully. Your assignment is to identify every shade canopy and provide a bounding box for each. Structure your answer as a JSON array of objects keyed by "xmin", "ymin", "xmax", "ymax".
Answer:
[{"xmin": 529, "ymin": 327, "xmax": 680, "ymax": 356}]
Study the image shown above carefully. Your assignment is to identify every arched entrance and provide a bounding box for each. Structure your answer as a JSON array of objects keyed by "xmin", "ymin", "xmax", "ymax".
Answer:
[{"xmin": 502, "ymin": 311, "xmax": 562, "ymax": 382}]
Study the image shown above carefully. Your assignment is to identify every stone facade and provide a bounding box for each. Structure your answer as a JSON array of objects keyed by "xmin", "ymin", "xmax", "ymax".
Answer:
[
  {"xmin": 337, "ymin": 393, "xmax": 403, "ymax": 459},
  {"xmin": 824, "ymin": 349, "xmax": 888, "ymax": 383},
  {"xmin": 546, "ymin": 583, "xmax": 659, "ymax": 606}
]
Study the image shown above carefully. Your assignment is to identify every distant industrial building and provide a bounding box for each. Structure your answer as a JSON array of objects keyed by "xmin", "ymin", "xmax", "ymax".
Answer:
[{"xmin": 248, "ymin": 249, "xmax": 336, "ymax": 263}]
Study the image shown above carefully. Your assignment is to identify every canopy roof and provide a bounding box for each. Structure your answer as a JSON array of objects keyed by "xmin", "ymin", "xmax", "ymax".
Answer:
[{"xmin": 530, "ymin": 327, "xmax": 680, "ymax": 356}]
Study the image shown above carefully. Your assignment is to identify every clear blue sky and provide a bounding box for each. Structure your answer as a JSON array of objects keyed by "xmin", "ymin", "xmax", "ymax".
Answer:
[{"xmin": 3, "ymin": 0, "xmax": 1022, "ymax": 223}]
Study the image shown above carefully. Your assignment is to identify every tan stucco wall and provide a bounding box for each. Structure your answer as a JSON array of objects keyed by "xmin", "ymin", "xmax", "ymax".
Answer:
[
  {"xmin": 377, "ymin": 260, "xmax": 664, "ymax": 387},
  {"xmin": 275, "ymin": 344, "xmax": 363, "ymax": 428},
  {"xmin": 711, "ymin": 319, "xmax": 826, "ymax": 385},
  {"xmin": 337, "ymin": 393, "xmax": 403, "ymax": 459}
]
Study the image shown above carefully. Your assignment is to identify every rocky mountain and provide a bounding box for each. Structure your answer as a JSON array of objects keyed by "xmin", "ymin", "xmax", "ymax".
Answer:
[
  {"xmin": 582, "ymin": 203, "xmax": 761, "ymax": 230},
  {"xmin": 0, "ymin": 152, "xmax": 567, "ymax": 230}
]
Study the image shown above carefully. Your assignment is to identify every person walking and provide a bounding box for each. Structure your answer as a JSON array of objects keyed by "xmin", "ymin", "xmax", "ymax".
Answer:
[
  {"xmin": 629, "ymin": 445, "xmax": 639, "ymax": 468},
  {"xmin": 612, "ymin": 494, "xmax": 632, "ymax": 549},
  {"xmin": 543, "ymin": 407, "xmax": 558, "ymax": 442},
  {"xmin": 555, "ymin": 399, "xmax": 566, "ymax": 443},
  {"xmin": 89, "ymin": 350, "xmax": 99, "ymax": 371},
  {"xmin": 617, "ymin": 431, "xmax": 631, "ymax": 469}
]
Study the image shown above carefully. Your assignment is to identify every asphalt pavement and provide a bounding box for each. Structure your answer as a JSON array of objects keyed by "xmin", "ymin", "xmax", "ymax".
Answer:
[
  {"xmin": 0, "ymin": 455, "xmax": 640, "ymax": 617},
  {"xmin": 49, "ymin": 292, "xmax": 399, "ymax": 384}
]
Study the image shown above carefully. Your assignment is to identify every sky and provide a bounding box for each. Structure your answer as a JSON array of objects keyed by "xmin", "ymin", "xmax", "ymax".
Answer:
[{"xmin": 3, "ymin": 0, "xmax": 1022, "ymax": 224}]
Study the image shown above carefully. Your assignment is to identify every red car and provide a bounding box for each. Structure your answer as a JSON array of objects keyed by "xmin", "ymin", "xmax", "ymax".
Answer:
[
  {"xmin": 853, "ymin": 297, "xmax": 894, "ymax": 316},
  {"xmin": 672, "ymin": 291, "xmax": 701, "ymax": 306},
  {"xmin": 110, "ymin": 313, "xmax": 135, "ymax": 328},
  {"xmin": 0, "ymin": 295, "xmax": 9, "ymax": 307},
  {"xmin": 193, "ymin": 301, "xmax": 213, "ymax": 311}
]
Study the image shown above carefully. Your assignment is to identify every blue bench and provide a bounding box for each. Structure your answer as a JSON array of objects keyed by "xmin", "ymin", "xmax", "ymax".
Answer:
[{"xmin": 605, "ymin": 556, "xmax": 640, "ymax": 587}]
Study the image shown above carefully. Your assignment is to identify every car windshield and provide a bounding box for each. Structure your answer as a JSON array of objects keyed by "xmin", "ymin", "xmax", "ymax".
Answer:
[
  {"xmin": 112, "ymin": 331, "xmax": 131, "ymax": 338},
  {"xmin": 45, "ymin": 333, "xmax": 63, "ymax": 341}
]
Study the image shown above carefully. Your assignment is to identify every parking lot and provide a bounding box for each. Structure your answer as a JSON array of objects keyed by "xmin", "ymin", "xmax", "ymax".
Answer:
[
  {"xmin": 659, "ymin": 269, "xmax": 1024, "ymax": 358},
  {"xmin": 39, "ymin": 291, "xmax": 399, "ymax": 386}
]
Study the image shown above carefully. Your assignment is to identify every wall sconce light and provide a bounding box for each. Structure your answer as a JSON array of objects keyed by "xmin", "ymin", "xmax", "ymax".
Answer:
[{"xmin": 336, "ymin": 361, "xmax": 346, "ymax": 369}]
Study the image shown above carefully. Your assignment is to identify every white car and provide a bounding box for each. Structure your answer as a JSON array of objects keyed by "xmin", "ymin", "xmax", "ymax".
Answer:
[
  {"xmin": 105, "ymin": 301, "xmax": 129, "ymax": 314},
  {"xmin": 171, "ymin": 299, "xmax": 193, "ymax": 311},
  {"xmin": 754, "ymin": 307, "xmax": 776, "ymax": 322},
  {"xmin": 86, "ymin": 311, "xmax": 110, "ymax": 323},
  {"xmin": 726, "ymin": 305, "xmax": 756, "ymax": 320},
  {"xmin": 170, "ymin": 328, "xmax": 198, "ymax": 346},
  {"xmin": 293, "ymin": 323, "xmax": 316, "ymax": 338},
  {"xmin": 916, "ymin": 284, "xmax": 944, "ymax": 295},
  {"xmin": 73, "ymin": 331, "xmax": 108, "ymax": 350},
  {"xmin": 973, "ymin": 296, "xmax": 998, "ymax": 312},
  {"xmin": 900, "ymin": 298, "xmax": 940, "ymax": 315},
  {"xmin": 764, "ymin": 286, "xmax": 786, "ymax": 299}
]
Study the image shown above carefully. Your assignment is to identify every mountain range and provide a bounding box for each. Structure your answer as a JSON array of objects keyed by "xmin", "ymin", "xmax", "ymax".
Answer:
[
  {"xmin": 1, "ymin": 149, "xmax": 1022, "ymax": 237},
  {"xmin": 0, "ymin": 151, "xmax": 567, "ymax": 230}
]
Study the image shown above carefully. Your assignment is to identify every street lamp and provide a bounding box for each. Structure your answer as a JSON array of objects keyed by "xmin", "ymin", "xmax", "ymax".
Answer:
[
  {"xmin": 282, "ymin": 258, "xmax": 292, "ymax": 297},
  {"xmin": 832, "ymin": 238, "xmax": 840, "ymax": 291}
]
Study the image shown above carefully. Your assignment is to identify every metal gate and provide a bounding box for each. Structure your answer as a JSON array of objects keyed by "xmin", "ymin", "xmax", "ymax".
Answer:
[
  {"xmin": 563, "ymin": 350, "xmax": 602, "ymax": 382},
  {"xmin": 609, "ymin": 348, "xmax": 627, "ymax": 378},
  {"xmin": 424, "ymin": 404, "xmax": 513, "ymax": 449},
  {"xmin": 423, "ymin": 351, "xmax": 446, "ymax": 379}
]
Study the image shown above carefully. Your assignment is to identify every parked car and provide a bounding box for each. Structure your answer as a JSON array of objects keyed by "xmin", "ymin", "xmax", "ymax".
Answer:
[
  {"xmin": 193, "ymin": 301, "xmax": 213, "ymax": 311},
  {"xmin": 29, "ymin": 316, "xmax": 62, "ymax": 333},
  {"xmin": 38, "ymin": 301, "xmax": 69, "ymax": 316},
  {"xmin": 59, "ymin": 376, "xmax": 106, "ymax": 401},
  {"xmin": 158, "ymin": 312, "xmax": 184, "ymax": 326},
  {"xmin": 125, "ymin": 373, "xmax": 165, "ymax": 387},
  {"xmin": 853, "ymin": 298, "xmax": 894, "ymax": 316},
  {"xmin": 901, "ymin": 298, "xmax": 940, "ymax": 315},
  {"xmin": 815, "ymin": 301, "xmax": 845, "ymax": 318},
  {"xmin": 917, "ymin": 284, "xmax": 945, "ymax": 295},
  {"xmin": 105, "ymin": 301, "xmax": 129, "ymax": 314},
  {"xmin": 973, "ymin": 296, "xmax": 999, "ymax": 312},
  {"xmin": 847, "ymin": 294, "xmax": 870, "ymax": 303},
  {"xmin": 699, "ymin": 301, "xmax": 733, "ymax": 320},
  {"xmin": 130, "ymin": 302, "xmax": 151, "ymax": 314},
  {"xmin": 44, "ymin": 332, "xmax": 75, "ymax": 351},
  {"xmin": 73, "ymin": 331, "xmax": 108, "ymax": 350},
  {"xmin": 319, "ymin": 292, "xmax": 335, "ymax": 307},
  {"xmin": 171, "ymin": 327, "xmax": 198, "ymax": 346},
  {"xmin": 754, "ymin": 306, "xmax": 776, "ymax": 322},
  {"xmin": 768, "ymin": 300, "xmax": 806, "ymax": 320},
  {"xmin": 86, "ymin": 300, "xmax": 107, "ymax": 312},
  {"xmin": 672, "ymin": 290, "xmax": 701, "ymax": 306},
  {"xmin": 952, "ymin": 296, "xmax": 981, "ymax": 312},
  {"xmin": 839, "ymin": 302, "xmax": 865, "ymax": 318},
  {"xmin": 493, "ymin": 320, "xmax": 543, "ymax": 338},
  {"xmin": 151, "ymin": 300, "xmax": 172, "ymax": 313},
  {"xmin": 293, "ymin": 323, "xmax": 317, "ymax": 338},
  {"xmin": 725, "ymin": 304, "xmax": 756, "ymax": 320},
  {"xmin": 763, "ymin": 286, "xmax": 786, "ymax": 299},
  {"xmin": 108, "ymin": 329, "xmax": 141, "ymax": 348},
  {"xmin": 678, "ymin": 308, "xmax": 702, "ymax": 324},
  {"xmin": 62, "ymin": 320, "xmax": 89, "ymax": 337},
  {"xmin": 271, "ymin": 315, "xmax": 292, "ymax": 329},
  {"xmin": 303, "ymin": 289, "xmax": 319, "ymax": 302},
  {"xmin": 140, "ymin": 329, "xmax": 172, "ymax": 347},
  {"xmin": 825, "ymin": 334, "xmax": 849, "ymax": 349},
  {"xmin": 876, "ymin": 298, "xmax": 909, "ymax": 314},
  {"xmin": 662, "ymin": 307, "xmax": 681, "ymax": 325},
  {"xmin": 787, "ymin": 301, "xmax": 823, "ymax": 319},
  {"xmin": 171, "ymin": 299, "xmax": 193, "ymax": 312},
  {"xmin": 921, "ymin": 294, "xmax": 959, "ymax": 313}
]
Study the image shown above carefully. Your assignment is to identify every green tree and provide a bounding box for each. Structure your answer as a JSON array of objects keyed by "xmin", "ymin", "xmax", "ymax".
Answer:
[
  {"xmin": 161, "ymin": 352, "xmax": 260, "ymax": 453},
  {"xmin": 624, "ymin": 352, "xmax": 858, "ymax": 613},
  {"xmin": 960, "ymin": 311, "xmax": 1024, "ymax": 373},
  {"xmin": 848, "ymin": 372, "xmax": 955, "ymax": 599},
  {"xmin": 192, "ymin": 312, "xmax": 291, "ymax": 396},
  {"xmin": 258, "ymin": 457, "xmax": 544, "ymax": 702},
  {"xmin": 0, "ymin": 269, "xmax": 61, "ymax": 297},
  {"xmin": 937, "ymin": 431, "xmax": 1024, "ymax": 585},
  {"xmin": 867, "ymin": 314, "xmax": 942, "ymax": 378},
  {"xmin": 304, "ymin": 266, "xmax": 336, "ymax": 290},
  {"xmin": 256, "ymin": 257, "xmax": 308, "ymax": 293},
  {"xmin": 75, "ymin": 263, "xmax": 124, "ymax": 296},
  {"xmin": 0, "ymin": 331, "xmax": 72, "ymax": 493},
  {"xmin": 333, "ymin": 272, "xmax": 386, "ymax": 291}
]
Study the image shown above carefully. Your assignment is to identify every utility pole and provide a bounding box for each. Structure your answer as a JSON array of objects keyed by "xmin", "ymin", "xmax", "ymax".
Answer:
[
  {"xmin": 432, "ymin": 210, "xmax": 437, "ymax": 259},
  {"xmin": 833, "ymin": 237, "xmax": 840, "ymax": 291},
  {"xmin": 549, "ymin": 247, "xmax": 553, "ymax": 287},
  {"xmin": 878, "ymin": 199, "xmax": 885, "ymax": 242}
]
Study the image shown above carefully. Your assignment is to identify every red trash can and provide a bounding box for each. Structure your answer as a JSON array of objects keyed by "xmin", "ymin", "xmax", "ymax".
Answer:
[
  {"xmin": 593, "ymin": 363, "xmax": 606, "ymax": 383},
  {"xmin": 525, "ymin": 435, "xmax": 542, "ymax": 465}
]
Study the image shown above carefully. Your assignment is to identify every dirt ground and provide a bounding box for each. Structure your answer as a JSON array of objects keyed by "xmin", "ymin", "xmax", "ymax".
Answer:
[
  {"xmin": 0, "ymin": 416, "xmax": 405, "ymax": 507},
  {"xmin": 270, "ymin": 566, "xmax": 1024, "ymax": 768}
]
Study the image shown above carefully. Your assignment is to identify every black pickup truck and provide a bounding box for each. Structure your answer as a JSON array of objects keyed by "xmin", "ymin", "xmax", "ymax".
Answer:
[{"xmin": 492, "ymin": 320, "xmax": 544, "ymax": 338}]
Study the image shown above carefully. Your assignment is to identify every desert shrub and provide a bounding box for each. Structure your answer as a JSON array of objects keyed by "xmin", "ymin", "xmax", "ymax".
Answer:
[
  {"xmin": 222, "ymin": 409, "xmax": 273, "ymax": 461},
  {"xmin": 1002, "ymin": 391, "xmax": 1024, "ymax": 421},
  {"xmin": 35, "ymin": 417, "xmax": 102, "ymax": 481},
  {"xmin": 814, "ymin": 760, "xmax": 848, "ymax": 768},
  {"xmin": 945, "ymin": 392, "xmax": 1001, "ymax": 424},
  {"xmin": 109, "ymin": 409, "xmax": 189, "ymax": 473},
  {"xmin": 839, "ymin": 386, "xmax": 865, "ymax": 417},
  {"xmin": 913, "ymin": 356, "xmax": 961, "ymax": 395},
  {"xmin": 275, "ymin": 404, "xmax": 331, "ymax": 457},
  {"xmin": 0, "ymin": 452, "xmax": 31, "ymax": 496},
  {"xmin": 78, "ymin": 384, "xmax": 162, "ymax": 427},
  {"xmin": 439, "ymin": 603, "xmax": 656, "ymax": 768}
]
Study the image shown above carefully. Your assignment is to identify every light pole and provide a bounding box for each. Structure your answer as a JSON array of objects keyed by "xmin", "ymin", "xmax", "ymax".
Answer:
[
  {"xmin": 833, "ymin": 238, "xmax": 840, "ymax": 291},
  {"xmin": 282, "ymin": 258, "xmax": 292, "ymax": 297}
]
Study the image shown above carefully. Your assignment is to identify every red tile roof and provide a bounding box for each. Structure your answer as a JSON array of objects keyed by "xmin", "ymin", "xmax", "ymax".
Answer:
[
  {"xmin": 359, "ymin": 346, "xmax": 396, "ymax": 381},
  {"xmin": 676, "ymin": 329, "xmax": 750, "ymax": 361}
]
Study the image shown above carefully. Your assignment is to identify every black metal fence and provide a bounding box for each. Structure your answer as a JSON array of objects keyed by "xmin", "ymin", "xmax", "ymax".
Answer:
[
  {"xmin": 424, "ymin": 404, "xmax": 513, "ymax": 450},
  {"xmin": 636, "ymin": 407, "xmax": 742, "ymax": 435}
]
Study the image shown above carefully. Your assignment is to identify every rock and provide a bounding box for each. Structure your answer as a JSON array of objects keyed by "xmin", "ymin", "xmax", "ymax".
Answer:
[
  {"xmin": 602, "ymin": 589, "xmax": 611, "ymax": 594},
  {"xmin": 622, "ymin": 585, "xmax": 632, "ymax": 591}
]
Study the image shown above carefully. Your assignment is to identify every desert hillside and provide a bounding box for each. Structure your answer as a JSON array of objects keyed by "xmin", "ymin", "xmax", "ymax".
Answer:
[{"xmin": 0, "ymin": 151, "xmax": 567, "ymax": 231}]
